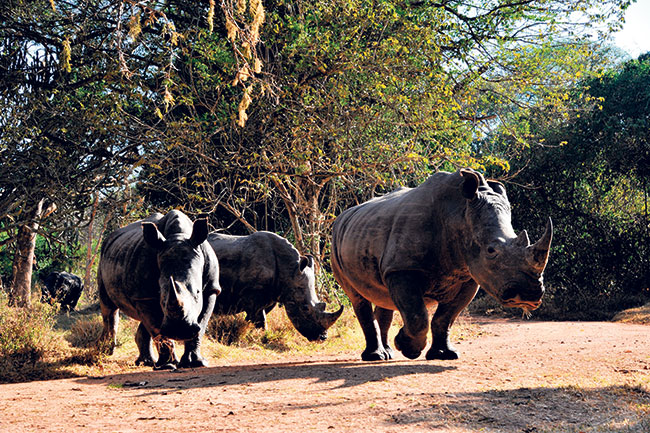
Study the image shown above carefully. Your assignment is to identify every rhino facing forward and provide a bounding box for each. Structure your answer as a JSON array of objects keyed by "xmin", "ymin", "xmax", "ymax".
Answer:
[
  {"xmin": 208, "ymin": 231, "xmax": 343, "ymax": 341},
  {"xmin": 98, "ymin": 210, "xmax": 221, "ymax": 369},
  {"xmin": 331, "ymin": 168, "xmax": 552, "ymax": 361}
]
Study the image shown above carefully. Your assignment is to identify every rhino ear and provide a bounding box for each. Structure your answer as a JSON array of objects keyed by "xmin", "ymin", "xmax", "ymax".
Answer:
[
  {"xmin": 487, "ymin": 180, "xmax": 507, "ymax": 197},
  {"xmin": 190, "ymin": 218, "xmax": 209, "ymax": 248},
  {"xmin": 299, "ymin": 254, "xmax": 314, "ymax": 272},
  {"xmin": 142, "ymin": 222, "xmax": 165, "ymax": 250},
  {"xmin": 460, "ymin": 169, "xmax": 480, "ymax": 199}
]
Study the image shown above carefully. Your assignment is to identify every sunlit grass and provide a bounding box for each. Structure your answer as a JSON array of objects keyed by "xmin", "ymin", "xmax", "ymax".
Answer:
[
  {"xmin": 0, "ymin": 294, "xmax": 490, "ymax": 382},
  {"xmin": 613, "ymin": 302, "xmax": 650, "ymax": 325}
]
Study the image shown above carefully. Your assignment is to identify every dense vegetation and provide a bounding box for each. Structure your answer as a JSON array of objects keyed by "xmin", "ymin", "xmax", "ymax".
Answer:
[
  {"xmin": 1, "ymin": 0, "xmax": 647, "ymax": 324},
  {"xmin": 499, "ymin": 54, "xmax": 650, "ymax": 319}
]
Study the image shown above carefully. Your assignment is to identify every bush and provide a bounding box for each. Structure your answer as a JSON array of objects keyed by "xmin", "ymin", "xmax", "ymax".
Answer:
[
  {"xmin": 66, "ymin": 316, "xmax": 104, "ymax": 348},
  {"xmin": 207, "ymin": 313, "xmax": 254, "ymax": 345},
  {"xmin": 0, "ymin": 293, "xmax": 59, "ymax": 383}
]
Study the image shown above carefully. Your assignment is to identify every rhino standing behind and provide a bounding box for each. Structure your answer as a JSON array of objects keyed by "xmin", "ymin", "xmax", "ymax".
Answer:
[
  {"xmin": 331, "ymin": 168, "xmax": 552, "ymax": 361},
  {"xmin": 97, "ymin": 210, "xmax": 221, "ymax": 369},
  {"xmin": 41, "ymin": 271, "xmax": 84, "ymax": 312},
  {"xmin": 208, "ymin": 231, "xmax": 343, "ymax": 341}
]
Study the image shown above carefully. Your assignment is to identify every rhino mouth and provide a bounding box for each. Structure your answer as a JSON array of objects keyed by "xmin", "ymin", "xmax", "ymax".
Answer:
[
  {"xmin": 500, "ymin": 281, "xmax": 544, "ymax": 311},
  {"xmin": 159, "ymin": 320, "xmax": 202, "ymax": 341},
  {"xmin": 501, "ymin": 294, "xmax": 542, "ymax": 311}
]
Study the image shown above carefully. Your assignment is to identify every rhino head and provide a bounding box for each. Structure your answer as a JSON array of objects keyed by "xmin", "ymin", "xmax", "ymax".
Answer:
[
  {"xmin": 142, "ymin": 218, "xmax": 212, "ymax": 341},
  {"xmin": 282, "ymin": 255, "xmax": 344, "ymax": 341},
  {"xmin": 460, "ymin": 169, "xmax": 553, "ymax": 312}
]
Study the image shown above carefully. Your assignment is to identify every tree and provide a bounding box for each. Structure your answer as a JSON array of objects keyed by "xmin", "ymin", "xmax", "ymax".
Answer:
[
  {"xmin": 139, "ymin": 0, "xmax": 631, "ymax": 261},
  {"xmin": 0, "ymin": 0, "xmax": 148, "ymax": 303},
  {"xmin": 0, "ymin": 0, "xmax": 633, "ymax": 303},
  {"xmin": 498, "ymin": 53, "xmax": 650, "ymax": 319}
]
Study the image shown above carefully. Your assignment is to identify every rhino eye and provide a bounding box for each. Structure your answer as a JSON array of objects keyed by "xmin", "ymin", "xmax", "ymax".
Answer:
[{"xmin": 486, "ymin": 246, "xmax": 498, "ymax": 258}]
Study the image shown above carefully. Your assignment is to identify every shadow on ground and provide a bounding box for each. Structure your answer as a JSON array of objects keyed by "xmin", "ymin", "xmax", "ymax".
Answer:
[
  {"xmin": 388, "ymin": 384, "xmax": 650, "ymax": 433},
  {"xmin": 78, "ymin": 359, "xmax": 456, "ymax": 390}
]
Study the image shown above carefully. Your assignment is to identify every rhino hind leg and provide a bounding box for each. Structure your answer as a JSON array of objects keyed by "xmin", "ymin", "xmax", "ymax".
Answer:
[
  {"xmin": 346, "ymin": 292, "xmax": 391, "ymax": 361},
  {"xmin": 134, "ymin": 323, "xmax": 156, "ymax": 367},
  {"xmin": 97, "ymin": 280, "xmax": 119, "ymax": 355},
  {"xmin": 374, "ymin": 306, "xmax": 395, "ymax": 360},
  {"xmin": 425, "ymin": 281, "xmax": 479, "ymax": 361}
]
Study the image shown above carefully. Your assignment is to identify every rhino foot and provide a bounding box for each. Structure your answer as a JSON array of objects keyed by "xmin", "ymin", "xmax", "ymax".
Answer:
[
  {"xmin": 361, "ymin": 347, "xmax": 393, "ymax": 361},
  {"xmin": 153, "ymin": 361, "xmax": 178, "ymax": 371},
  {"xmin": 425, "ymin": 347, "xmax": 459, "ymax": 360},
  {"xmin": 135, "ymin": 356, "xmax": 155, "ymax": 367},
  {"xmin": 394, "ymin": 330, "xmax": 423, "ymax": 360},
  {"xmin": 179, "ymin": 353, "xmax": 209, "ymax": 369}
]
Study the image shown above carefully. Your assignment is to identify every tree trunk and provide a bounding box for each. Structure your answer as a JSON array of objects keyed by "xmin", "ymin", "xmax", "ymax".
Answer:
[
  {"xmin": 84, "ymin": 194, "xmax": 109, "ymax": 291},
  {"xmin": 9, "ymin": 198, "xmax": 56, "ymax": 307}
]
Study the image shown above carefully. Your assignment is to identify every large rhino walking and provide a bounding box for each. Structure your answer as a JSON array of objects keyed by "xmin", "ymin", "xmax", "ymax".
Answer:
[
  {"xmin": 331, "ymin": 168, "xmax": 552, "ymax": 361},
  {"xmin": 208, "ymin": 231, "xmax": 343, "ymax": 341},
  {"xmin": 98, "ymin": 210, "xmax": 221, "ymax": 369}
]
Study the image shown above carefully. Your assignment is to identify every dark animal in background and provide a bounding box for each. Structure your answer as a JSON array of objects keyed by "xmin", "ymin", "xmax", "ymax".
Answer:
[
  {"xmin": 208, "ymin": 231, "xmax": 343, "ymax": 341},
  {"xmin": 41, "ymin": 271, "xmax": 84, "ymax": 312},
  {"xmin": 332, "ymin": 168, "xmax": 552, "ymax": 361},
  {"xmin": 97, "ymin": 210, "xmax": 221, "ymax": 370}
]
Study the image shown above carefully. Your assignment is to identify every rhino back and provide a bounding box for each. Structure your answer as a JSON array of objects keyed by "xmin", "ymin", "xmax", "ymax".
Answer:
[
  {"xmin": 333, "ymin": 172, "xmax": 467, "ymax": 297},
  {"xmin": 208, "ymin": 232, "xmax": 285, "ymax": 314},
  {"xmin": 99, "ymin": 218, "xmax": 162, "ymax": 310}
]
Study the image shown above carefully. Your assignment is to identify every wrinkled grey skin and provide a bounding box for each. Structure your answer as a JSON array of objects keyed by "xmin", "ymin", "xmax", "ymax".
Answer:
[
  {"xmin": 208, "ymin": 231, "xmax": 343, "ymax": 341},
  {"xmin": 331, "ymin": 168, "xmax": 552, "ymax": 361},
  {"xmin": 98, "ymin": 210, "xmax": 221, "ymax": 370},
  {"xmin": 41, "ymin": 271, "xmax": 84, "ymax": 312}
]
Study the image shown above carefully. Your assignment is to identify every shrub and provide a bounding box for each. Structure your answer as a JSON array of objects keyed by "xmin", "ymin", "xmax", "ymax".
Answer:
[
  {"xmin": 207, "ymin": 313, "xmax": 254, "ymax": 345},
  {"xmin": 0, "ymin": 293, "xmax": 59, "ymax": 383},
  {"xmin": 66, "ymin": 316, "xmax": 104, "ymax": 348}
]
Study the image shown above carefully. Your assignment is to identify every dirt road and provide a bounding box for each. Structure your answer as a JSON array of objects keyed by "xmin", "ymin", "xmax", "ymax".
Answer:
[{"xmin": 1, "ymin": 318, "xmax": 649, "ymax": 432}]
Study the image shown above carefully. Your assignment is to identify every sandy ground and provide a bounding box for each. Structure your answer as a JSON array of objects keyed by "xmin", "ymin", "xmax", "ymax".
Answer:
[{"xmin": 1, "ymin": 318, "xmax": 649, "ymax": 433}]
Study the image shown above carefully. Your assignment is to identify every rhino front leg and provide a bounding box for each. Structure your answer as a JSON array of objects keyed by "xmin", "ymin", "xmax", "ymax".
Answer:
[
  {"xmin": 374, "ymin": 306, "xmax": 395, "ymax": 360},
  {"xmin": 154, "ymin": 338, "xmax": 179, "ymax": 370},
  {"xmin": 426, "ymin": 280, "xmax": 479, "ymax": 360},
  {"xmin": 386, "ymin": 271, "xmax": 429, "ymax": 360},
  {"xmin": 247, "ymin": 308, "xmax": 267, "ymax": 329},
  {"xmin": 179, "ymin": 293, "xmax": 217, "ymax": 368},
  {"xmin": 134, "ymin": 323, "xmax": 156, "ymax": 367}
]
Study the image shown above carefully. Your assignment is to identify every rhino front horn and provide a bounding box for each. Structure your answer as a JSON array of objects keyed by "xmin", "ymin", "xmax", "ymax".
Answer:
[
  {"xmin": 318, "ymin": 304, "xmax": 344, "ymax": 330},
  {"xmin": 527, "ymin": 217, "xmax": 553, "ymax": 272}
]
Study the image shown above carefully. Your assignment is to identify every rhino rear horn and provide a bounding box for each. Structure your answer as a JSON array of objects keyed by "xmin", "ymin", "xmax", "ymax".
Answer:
[
  {"xmin": 527, "ymin": 218, "xmax": 553, "ymax": 272},
  {"xmin": 317, "ymin": 304, "xmax": 344, "ymax": 330},
  {"xmin": 514, "ymin": 229, "xmax": 530, "ymax": 247}
]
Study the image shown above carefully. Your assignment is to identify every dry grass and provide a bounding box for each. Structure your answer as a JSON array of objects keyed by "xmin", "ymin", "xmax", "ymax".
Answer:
[
  {"xmin": 0, "ymin": 295, "xmax": 489, "ymax": 383},
  {"xmin": 66, "ymin": 316, "xmax": 104, "ymax": 348},
  {"xmin": 613, "ymin": 302, "xmax": 650, "ymax": 324},
  {"xmin": 0, "ymin": 294, "xmax": 534, "ymax": 384}
]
